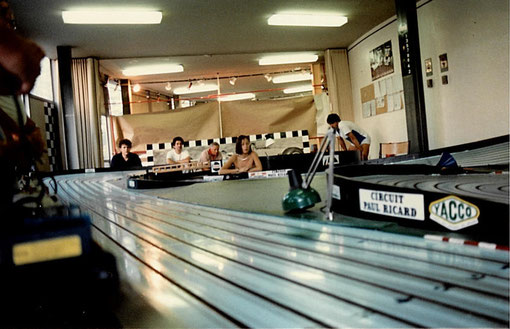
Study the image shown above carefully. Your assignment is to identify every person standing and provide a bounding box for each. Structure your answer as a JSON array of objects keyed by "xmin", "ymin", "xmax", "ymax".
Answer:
[
  {"xmin": 110, "ymin": 139, "xmax": 142, "ymax": 170},
  {"xmin": 326, "ymin": 113, "xmax": 371, "ymax": 160},
  {"xmin": 166, "ymin": 136, "xmax": 190, "ymax": 164}
]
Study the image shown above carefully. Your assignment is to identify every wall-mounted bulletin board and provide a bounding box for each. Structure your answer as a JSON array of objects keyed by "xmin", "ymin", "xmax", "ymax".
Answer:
[{"xmin": 360, "ymin": 75, "xmax": 404, "ymax": 118}]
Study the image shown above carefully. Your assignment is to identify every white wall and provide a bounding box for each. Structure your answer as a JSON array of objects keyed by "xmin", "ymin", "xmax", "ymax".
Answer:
[
  {"xmin": 348, "ymin": 0, "xmax": 509, "ymax": 157},
  {"xmin": 348, "ymin": 19, "xmax": 408, "ymax": 159},
  {"xmin": 418, "ymin": 0, "xmax": 509, "ymax": 149}
]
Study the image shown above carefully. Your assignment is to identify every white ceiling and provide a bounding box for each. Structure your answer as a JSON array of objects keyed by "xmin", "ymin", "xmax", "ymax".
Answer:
[{"xmin": 10, "ymin": 0, "xmax": 396, "ymax": 99}]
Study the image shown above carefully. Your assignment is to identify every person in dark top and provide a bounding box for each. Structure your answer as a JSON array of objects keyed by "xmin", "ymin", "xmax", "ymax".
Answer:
[{"xmin": 110, "ymin": 139, "xmax": 142, "ymax": 170}]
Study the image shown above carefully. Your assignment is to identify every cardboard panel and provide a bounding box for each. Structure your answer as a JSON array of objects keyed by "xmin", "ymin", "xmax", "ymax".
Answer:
[
  {"xmin": 221, "ymin": 96, "xmax": 316, "ymax": 138},
  {"xmin": 113, "ymin": 102, "xmax": 220, "ymax": 152},
  {"xmin": 113, "ymin": 95, "xmax": 317, "ymax": 153}
]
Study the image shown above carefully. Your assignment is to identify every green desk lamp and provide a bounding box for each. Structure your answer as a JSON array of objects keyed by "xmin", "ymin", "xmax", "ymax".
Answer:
[{"xmin": 282, "ymin": 128, "xmax": 337, "ymax": 220}]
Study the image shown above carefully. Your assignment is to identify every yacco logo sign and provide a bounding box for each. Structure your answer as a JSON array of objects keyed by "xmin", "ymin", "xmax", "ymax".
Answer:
[{"xmin": 429, "ymin": 195, "xmax": 480, "ymax": 230}]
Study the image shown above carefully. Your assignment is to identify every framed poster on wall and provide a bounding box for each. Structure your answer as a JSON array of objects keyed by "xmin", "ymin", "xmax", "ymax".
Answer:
[{"xmin": 369, "ymin": 40, "xmax": 394, "ymax": 81}]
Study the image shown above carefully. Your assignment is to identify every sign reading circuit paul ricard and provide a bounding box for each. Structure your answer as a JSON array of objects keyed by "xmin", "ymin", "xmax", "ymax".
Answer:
[{"xmin": 359, "ymin": 188, "xmax": 425, "ymax": 220}]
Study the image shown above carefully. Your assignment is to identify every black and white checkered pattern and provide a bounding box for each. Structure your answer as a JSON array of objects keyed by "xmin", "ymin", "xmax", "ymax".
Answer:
[
  {"xmin": 44, "ymin": 102, "xmax": 60, "ymax": 171},
  {"xmin": 143, "ymin": 130, "xmax": 310, "ymax": 166}
]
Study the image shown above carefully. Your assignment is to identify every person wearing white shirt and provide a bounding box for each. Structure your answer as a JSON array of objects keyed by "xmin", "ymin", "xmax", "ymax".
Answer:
[
  {"xmin": 327, "ymin": 113, "xmax": 371, "ymax": 160},
  {"xmin": 166, "ymin": 136, "xmax": 190, "ymax": 164}
]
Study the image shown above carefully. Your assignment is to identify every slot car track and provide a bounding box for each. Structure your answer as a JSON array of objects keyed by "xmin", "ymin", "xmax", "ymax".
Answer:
[
  {"xmin": 355, "ymin": 173, "xmax": 508, "ymax": 204},
  {"xmin": 331, "ymin": 164, "xmax": 509, "ymax": 245},
  {"xmin": 51, "ymin": 172, "xmax": 509, "ymax": 328}
]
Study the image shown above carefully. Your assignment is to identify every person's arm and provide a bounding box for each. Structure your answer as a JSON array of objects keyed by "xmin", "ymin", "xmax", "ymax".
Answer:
[
  {"xmin": 177, "ymin": 156, "xmax": 190, "ymax": 164},
  {"xmin": 132, "ymin": 153, "xmax": 142, "ymax": 167},
  {"xmin": 337, "ymin": 136, "xmax": 348, "ymax": 151},
  {"xmin": 175, "ymin": 150, "xmax": 190, "ymax": 164},
  {"xmin": 110, "ymin": 154, "xmax": 120, "ymax": 169},
  {"xmin": 198, "ymin": 150, "xmax": 208, "ymax": 163},
  {"xmin": 166, "ymin": 150, "xmax": 177, "ymax": 164},
  {"xmin": 0, "ymin": 25, "xmax": 45, "ymax": 95},
  {"xmin": 247, "ymin": 152, "xmax": 262, "ymax": 172},
  {"xmin": 198, "ymin": 150, "xmax": 211, "ymax": 170},
  {"xmin": 219, "ymin": 155, "xmax": 239, "ymax": 174},
  {"xmin": 346, "ymin": 132, "xmax": 362, "ymax": 151}
]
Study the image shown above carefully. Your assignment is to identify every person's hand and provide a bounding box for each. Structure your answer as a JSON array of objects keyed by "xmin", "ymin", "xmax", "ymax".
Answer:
[{"xmin": 0, "ymin": 26, "xmax": 45, "ymax": 95}]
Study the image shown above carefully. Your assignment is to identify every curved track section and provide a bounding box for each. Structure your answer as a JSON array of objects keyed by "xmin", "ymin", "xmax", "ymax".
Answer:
[
  {"xmin": 397, "ymin": 141, "xmax": 509, "ymax": 167},
  {"xmin": 53, "ymin": 172, "xmax": 509, "ymax": 328},
  {"xmin": 355, "ymin": 173, "xmax": 509, "ymax": 204}
]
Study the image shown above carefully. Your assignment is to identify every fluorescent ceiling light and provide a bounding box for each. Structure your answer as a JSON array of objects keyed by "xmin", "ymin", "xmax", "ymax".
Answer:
[
  {"xmin": 272, "ymin": 72, "xmax": 313, "ymax": 84},
  {"xmin": 268, "ymin": 14, "xmax": 347, "ymax": 27},
  {"xmin": 259, "ymin": 54, "xmax": 318, "ymax": 66},
  {"xmin": 283, "ymin": 85, "xmax": 314, "ymax": 94},
  {"xmin": 173, "ymin": 84, "xmax": 218, "ymax": 95},
  {"xmin": 62, "ymin": 10, "xmax": 162, "ymax": 24},
  {"xmin": 122, "ymin": 64, "xmax": 183, "ymax": 76},
  {"xmin": 218, "ymin": 93, "xmax": 255, "ymax": 102}
]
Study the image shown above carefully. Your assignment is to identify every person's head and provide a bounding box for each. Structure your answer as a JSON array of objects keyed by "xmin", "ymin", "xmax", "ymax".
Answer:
[
  {"xmin": 235, "ymin": 135, "xmax": 251, "ymax": 155},
  {"xmin": 209, "ymin": 142, "xmax": 220, "ymax": 157},
  {"xmin": 326, "ymin": 113, "xmax": 341, "ymax": 129},
  {"xmin": 118, "ymin": 139, "xmax": 132, "ymax": 156},
  {"xmin": 172, "ymin": 136, "xmax": 185, "ymax": 153},
  {"xmin": 0, "ymin": 1, "xmax": 15, "ymax": 29}
]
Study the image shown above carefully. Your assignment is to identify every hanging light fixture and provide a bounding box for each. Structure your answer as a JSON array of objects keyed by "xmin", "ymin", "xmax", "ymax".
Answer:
[
  {"xmin": 272, "ymin": 71, "xmax": 313, "ymax": 84},
  {"xmin": 283, "ymin": 85, "xmax": 314, "ymax": 94},
  {"xmin": 229, "ymin": 77, "xmax": 237, "ymax": 85},
  {"xmin": 62, "ymin": 9, "xmax": 162, "ymax": 24},
  {"xmin": 264, "ymin": 74, "xmax": 272, "ymax": 82},
  {"xmin": 259, "ymin": 54, "xmax": 318, "ymax": 66},
  {"xmin": 174, "ymin": 84, "xmax": 218, "ymax": 95},
  {"xmin": 267, "ymin": 14, "xmax": 347, "ymax": 27},
  {"xmin": 122, "ymin": 64, "xmax": 183, "ymax": 76},
  {"xmin": 165, "ymin": 82, "xmax": 172, "ymax": 91},
  {"xmin": 218, "ymin": 93, "xmax": 255, "ymax": 102}
]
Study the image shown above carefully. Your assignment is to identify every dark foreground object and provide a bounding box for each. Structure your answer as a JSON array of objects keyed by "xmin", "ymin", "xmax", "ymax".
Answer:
[{"xmin": 0, "ymin": 205, "xmax": 120, "ymax": 328}]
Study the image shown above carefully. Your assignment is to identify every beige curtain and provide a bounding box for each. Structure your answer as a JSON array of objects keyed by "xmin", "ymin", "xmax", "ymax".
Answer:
[
  {"xmin": 221, "ymin": 96, "xmax": 316, "ymax": 137},
  {"xmin": 112, "ymin": 102, "xmax": 221, "ymax": 153},
  {"xmin": 72, "ymin": 58, "xmax": 104, "ymax": 168},
  {"xmin": 112, "ymin": 95, "xmax": 317, "ymax": 152},
  {"xmin": 324, "ymin": 49, "xmax": 354, "ymax": 121}
]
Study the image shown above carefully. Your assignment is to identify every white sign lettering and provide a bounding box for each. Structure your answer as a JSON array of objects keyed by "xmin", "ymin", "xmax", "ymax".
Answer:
[{"xmin": 359, "ymin": 188, "xmax": 424, "ymax": 220}]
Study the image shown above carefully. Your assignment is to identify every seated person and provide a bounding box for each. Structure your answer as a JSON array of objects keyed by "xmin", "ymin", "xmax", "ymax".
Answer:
[
  {"xmin": 110, "ymin": 139, "xmax": 142, "ymax": 170},
  {"xmin": 166, "ymin": 136, "xmax": 190, "ymax": 164},
  {"xmin": 219, "ymin": 135, "xmax": 262, "ymax": 174},
  {"xmin": 199, "ymin": 142, "xmax": 222, "ymax": 164},
  {"xmin": 326, "ymin": 113, "xmax": 371, "ymax": 161}
]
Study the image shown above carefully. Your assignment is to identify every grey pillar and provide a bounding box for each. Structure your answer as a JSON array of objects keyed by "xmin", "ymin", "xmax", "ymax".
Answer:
[
  {"xmin": 57, "ymin": 46, "xmax": 79, "ymax": 169},
  {"xmin": 395, "ymin": 0, "xmax": 428, "ymax": 153},
  {"xmin": 120, "ymin": 79, "xmax": 131, "ymax": 115}
]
